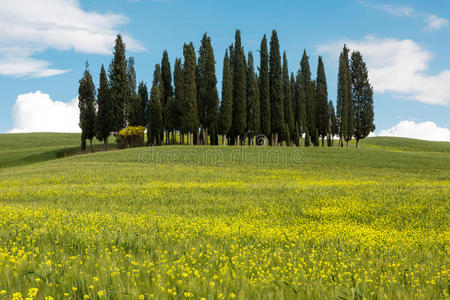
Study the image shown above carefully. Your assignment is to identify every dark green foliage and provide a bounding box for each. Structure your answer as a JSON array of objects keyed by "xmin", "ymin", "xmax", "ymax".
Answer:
[
  {"xmin": 328, "ymin": 100, "xmax": 338, "ymax": 144},
  {"xmin": 298, "ymin": 50, "xmax": 313, "ymax": 138},
  {"xmin": 126, "ymin": 57, "xmax": 140, "ymax": 126},
  {"xmin": 181, "ymin": 43, "xmax": 199, "ymax": 134},
  {"xmin": 231, "ymin": 30, "xmax": 247, "ymax": 144},
  {"xmin": 197, "ymin": 34, "xmax": 219, "ymax": 144},
  {"xmin": 95, "ymin": 65, "xmax": 113, "ymax": 150},
  {"xmin": 269, "ymin": 30, "xmax": 284, "ymax": 144},
  {"xmin": 351, "ymin": 51, "xmax": 375, "ymax": 148},
  {"xmin": 109, "ymin": 34, "xmax": 128, "ymax": 132},
  {"xmin": 173, "ymin": 58, "xmax": 184, "ymax": 132},
  {"xmin": 315, "ymin": 56, "xmax": 329, "ymax": 146},
  {"xmin": 78, "ymin": 63, "xmax": 96, "ymax": 151},
  {"xmin": 337, "ymin": 45, "xmax": 353, "ymax": 146},
  {"xmin": 304, "ymin": 127, "xmax": 311, "ymax": 147},
  {"xmin": 218, "ymin": 50, "xmax": 233, "ymax": 139},
  {"xmin": 290, "ymin": 73, "xmax": 300, "ymax": 145},
  {"xmin": 136, "ymin": 82, "xmax": 148, "ymax": 126},
  {"xmin": 246, "ymin": 52, "xmax": 260, "ymax": 143},
  {"xmin": 147, "ymin": 66, "xmax": 163, "ymax": 145},
  {"xmin": 161, "ymin": 50, "xmax": 173, "ymax": 135},
  {"xmin": 282, "ymin": 52, "xmax": 294, "ymax": 145},
  {"xmin": 259, "ymin": 34, "xmax": 271, "ymax": 137}
]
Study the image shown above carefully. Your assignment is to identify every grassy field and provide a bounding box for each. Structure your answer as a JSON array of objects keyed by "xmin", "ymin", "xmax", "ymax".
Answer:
[{"xmin": 0, "ymin": 133, "xmax": 449, "ymax": 299}]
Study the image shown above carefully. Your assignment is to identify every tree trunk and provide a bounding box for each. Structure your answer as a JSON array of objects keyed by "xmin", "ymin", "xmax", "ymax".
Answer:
[
  {"xmin": 346, "ymin": 140, "xmax": 349, "ymax": 148},
  {"xmin": 90, "ymin": 139, "xmax": 94, "ymax": 152},
  {"xmin": 222, "ymin": 135, "xmax": 226, "ymax": 146},
  {"xmin": 205, "ymin": 128, "xmax": 209, "ymax": 146},
  {"xmin": 356, "ymin": 139, "xmax": 360, "ymax": 148},
  {"xmin": 190, "ymin": 132, "xmax": 194, "ymax": 146},
  {"xmin": 274, "ymin": 133, "xmax": 278, "ymax": 147},
  {"xmin": 104, "ymin": 139, "xmax": 108, "ymax": 151},
  {"xmin": 321, "ymin": 136, "xmax": 324, "ymax": 147},
  {"xmin": 235, "ymin": 135, "xmax": 240, "ymax": 146}
]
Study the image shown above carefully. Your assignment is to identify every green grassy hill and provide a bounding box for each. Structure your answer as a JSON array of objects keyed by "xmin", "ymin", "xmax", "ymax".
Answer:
[{"xmin": 0, "ymin": 133, "xmax": 448, "ymax": 299}]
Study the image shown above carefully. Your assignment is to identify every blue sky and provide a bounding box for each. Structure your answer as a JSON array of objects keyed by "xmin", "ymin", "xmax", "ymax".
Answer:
[{"xmin": 1, "ymin": 0, "xmax": 449, "ymax": 141}]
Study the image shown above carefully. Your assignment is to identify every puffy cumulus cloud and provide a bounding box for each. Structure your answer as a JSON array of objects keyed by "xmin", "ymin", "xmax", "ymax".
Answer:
[
  {"xmin": 318, "ymin": 36, "xmax": 450, "ymax": 106},
  {"xmin": 378, "ymin": 120, "xmax": 450, "ymax": 142},
  {"xmin": 0, "ymin": 0, "xmax": 144, "ymax": 78},
  {"xmin": 8, "ymin": 91, "xmax": 80, "ymax": 133}
]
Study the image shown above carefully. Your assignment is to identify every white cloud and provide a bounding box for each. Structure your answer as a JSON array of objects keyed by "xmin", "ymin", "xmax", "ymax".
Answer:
[
  {"xmin": 0, "ymin": 0, "xmax": 144, "ymax": 78},
  {"xmin": 8, "ymin": 91, "xmax": 80, "ymax": 133},
  {"xmin": 378, "ymin": 120, "xmax": 450, "ymax": 142},
  {"xmin": 360, "ymin": 2, "xmax": 448, "ymax": 31},
  {"xmin": 318, "ymin": 36, "xmax": 450, "ymax": 106}
]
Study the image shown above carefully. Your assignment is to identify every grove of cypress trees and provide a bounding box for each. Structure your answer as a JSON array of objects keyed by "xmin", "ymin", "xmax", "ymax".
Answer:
[
  {"xmin": 269, "ymin": 30, "xmax": 284, "ymax": 146},
  {"xmin": 218, "ymin": 50, "xmax": 233, "ymax": 145},
  {"xmin": 315, "ymin": 56, "xmax": 329, "ymax": 146},
  {"xmin": 95, "ymin": 65, "xmax": 113, "ymax": 151},
  {"xmin": 161, "ymin": 50, "xmax": 173, "ymax": 144},
  {"xmin": 109, "ymin": 34, "xmax": 128, "ymax": 132},
  {"xmin": 231, "ymin": 30, "xmax": 247, "ymax": 145},
  {"xmin": 351, "ymin": 51, "xmax": 375, "ymax": 148},
  {"xmin": 328, "ymin": 100, "xmax": 338, "ymax": 146},
  {"xmin": 78, "ymin": 63, "xmax": 96, "ymax": 152},
  {"xmin": 197, "ymin": 33, "xmax": 219, "ymax": 145},
  {"xmin": 126, "ymin": 57, "xmax": 138, "ymax": 126},
  {"xmin": 337, "ymin": 45, "xmax": 353, "ymax": 147},
  {"xmin": 282, "ymin": 52, "xmax": 294, "ymax": 146},
  {"xmin": 259, "ymin": 35, "xmax": 271, "ymax": 140},
  {"xmin": 147, "ymin": 65, "xmax": 163, "ymax": 145},
  {"xmin": 136, "ymin": 82, "xmax": 148, "ymax": 126},
  {"xmin": 182, "ymin": 42, "xmax": 199, "ymax": 145},
  {"xmin": 246, "ymin": 52, "xmax": 260, "ymax": 145}
]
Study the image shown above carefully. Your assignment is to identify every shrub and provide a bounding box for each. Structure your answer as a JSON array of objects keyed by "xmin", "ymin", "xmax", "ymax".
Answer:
[{"xmin": 116, "ymin": 126, "xmax": 145, "ymax": 149}]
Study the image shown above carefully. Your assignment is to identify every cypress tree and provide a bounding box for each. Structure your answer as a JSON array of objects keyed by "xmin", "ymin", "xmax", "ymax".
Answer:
[
  {"xmin": 290, "ymin": 73, "xmax": 300, "ymax": 145},
  {"xmin": 298, "ymin": 50, "xmax": 312, "ymax": 143},
  {"xmin": 218, "ymin": 50, "xmax": 233, "ymax": 145},
  {"xmin": 269, "ymin": 30, "xmax": 284, "ymax": 146},
  {"xmin": 259, "ymin": 34, "xmax": 271, "ymax": 139},
  {"xmin": 95, "ymin": 65, "xmax": 113, "ymax": 151},
  {"xmin": 126, "ymin": 57, "xmax": 139, "ymax": 126},
  {"xmin": 78, "ymin": 62, "xmax": 96, "ymax": 152},
  {"xmin": 282, "ymin": 52, "xmax": 294, "ymax": 145},
  {"xmin": 109, "ymin": 34, "xmax": 128, "ymax": 132},
  {"xmin": 173, "ymin": 58, "xmax": 184, "ymax": 142},
  {"xmin": 246, "ymin": 52, "xmax": 260, "ymax": 145},
  {"xmin": 315, "ymin": 56, "xmax": 329, "ymax": 146},
  {"xmin": 197, "ymin": 33, "xmax": 219, "ymax": 145},
  {"xmin": 337, "ymin": 45, "xmax": 353, "ymax": 147},
  {"xmin": 182, "ymin": 42, "xmax": 199, "ymax": 144},
  {"xmin": 231, "ymin": 30, "xmax": 247, "ymax": 145},
  {"xmin": 136, "ymin": 82, "xmax": 148, "ymax": 126},
  {"xmin": 147, "ymin": 65, "xmax": 163, "ymax": 145},
  {"xmin": 328, "ymin": 100, "xmax": 338, "ymax": 146},
  {"xmin": 161, "ymin": 50, "xmax": 173, "ymax": 143},
  {"xmin": 351, "ymin": 51, "xmax": 375, "ymax": 148}
]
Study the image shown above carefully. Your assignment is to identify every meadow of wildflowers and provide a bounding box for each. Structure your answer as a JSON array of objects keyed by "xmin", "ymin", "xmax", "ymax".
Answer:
[{"xmin": 0, "ymin": 134, "xmax": 448, "ymax": 299}]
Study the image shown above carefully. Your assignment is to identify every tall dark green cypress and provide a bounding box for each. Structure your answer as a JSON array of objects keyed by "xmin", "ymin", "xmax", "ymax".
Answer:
[
  {"xmin": 282, "ymin": 52, "xmax": 294, "ymax": 145},
  {"xmin": 291, "ymin": 72, "xmax": 300, "ymax": 146},
  {"xmin": 259, "ymin": 35, "xmax": 270, "ymax": 138},
  {"xmin": 315, "ymin": 56, "xmax": 329, "ymax": 146},
  {"xmin": 136, "ymin": 82, "xmax": 148, "ymax": 126},
  {"xmin": 182, "ymin": 42, "xmax": 199, "ymax": 144},
  {"xmin": 78, "ymin": 63, "xmax": 96, "ymax": 152},
  {"xmin": 351, "ymin": 51, "xmax": 375, "ymax": 148},
  {"xmin": 173, "ymin": 58, "xmax": 184, "ymax": 136},
  {"xmin": 161, "ymin": 50, "xmax": 173, "ymax": 143},
  {"xmin": 337, "ymin": 45, "xmax": 353, "ymax": 147},
  {"xmin": 218, "ymin": 50, "xmax": 233, "ymax": 145},
  {"xmin": 328, "ymin": 101, "xmax": 338, "ymax": 146},
  {"xmin": 298, "ymin": 50, "xmax": 312, "ymax": 146},
  {"xmin": 147, "ymin": 65, "xmax": 163, "ymax": 145},
  {"xmin": 126, "ymin": 57, "xmax": 139, "ymax": 126},
  {"xmin": 109, "ymin": 34, "xmax": 128, "ymax": 132},
  {"xmin": 197, "ymin": 33, "xmax": 219, "ymax": 145},
  {"xmin": 95, "ymin": 65, "xmax": 113, "ymax": 151},
  {"xmin": 269, "ymin": 30, "xmax": 284, "ymax": 146},
  {"xmin": 246, "ymin": 52, "xmax": 260, "ymax": 145},
  {"xmin": 231, "ymin": 30, "xmax": 247, "ymax": 145}
]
